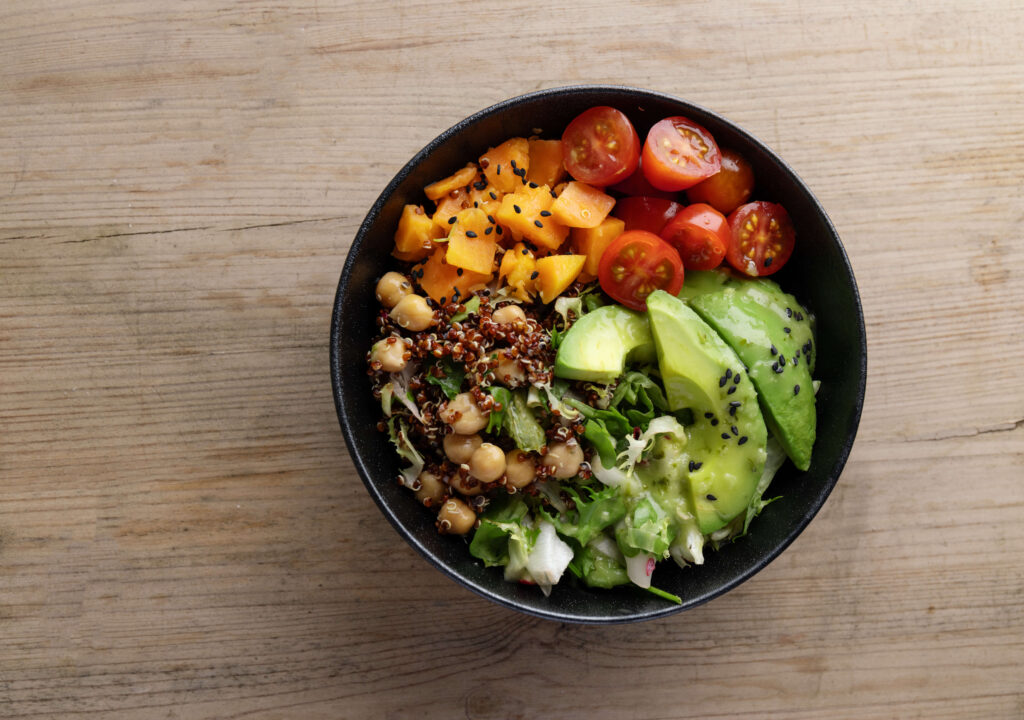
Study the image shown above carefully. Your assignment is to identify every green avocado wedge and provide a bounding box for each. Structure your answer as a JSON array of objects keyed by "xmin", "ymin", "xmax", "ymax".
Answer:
[
  {"xmin": 679, "ymin": 270, "xmax": 817, "ymax": 471},
  {"xmin": 645, "ymin": 290, "xmax": 768, "ymax": 534},
  {"xmin": 554, "ymin": 304, "xmax": 655, "ymax": 384}
]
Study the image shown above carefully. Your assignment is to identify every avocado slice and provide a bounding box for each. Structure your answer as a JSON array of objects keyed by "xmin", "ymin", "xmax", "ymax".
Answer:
[
  {"xmin": 679, "ymin": 270, "xmax": 816, "ymax": 471},
  {"xmin": 554, "ymin": 305, "xmax": 656, "ymax": 383},
  {"xmin": 646, "ymin": 290, "xmax": 768, "ymax": 533}
]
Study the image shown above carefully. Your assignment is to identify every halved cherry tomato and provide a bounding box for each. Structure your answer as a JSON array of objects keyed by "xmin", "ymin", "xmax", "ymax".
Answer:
[
  {"xmin": 598, "ymin": 230, "xmax": 684, "ymax": 310},
  {"xmin": 725, "ymin": 201, "xmax": 795, "ymax": 277},
  {"xmin": 611, "ymin": 196, "xmax": 683, "ymax": 235},
  {"xmin": 686, "ymin": 148, "xmax": 754, "ymax": 214},
  {"xmin": 607, "ymin": 159, "xmax": 678, "ymax": 200},
  {"xmin": 642, "ymin": 117, "xmax": 721, "ymax": 192},
  {"xmin": 562, "ymin": 106, "xmax": 640, "ymax": 187},
  {"xmin": 660, "ymin": 203, "xmax": 729, "ymax": 271}
]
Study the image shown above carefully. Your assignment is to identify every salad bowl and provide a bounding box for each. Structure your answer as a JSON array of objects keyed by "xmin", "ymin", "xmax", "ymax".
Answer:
[{"xmin": 330, "ymin": 85, "xmax": 866, "ymax": 623}]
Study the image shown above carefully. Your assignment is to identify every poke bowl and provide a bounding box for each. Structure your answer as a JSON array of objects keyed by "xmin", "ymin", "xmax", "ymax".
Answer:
[{"xmin": 330, "ymin": 85, "xmax": 866, "ymax": 623}]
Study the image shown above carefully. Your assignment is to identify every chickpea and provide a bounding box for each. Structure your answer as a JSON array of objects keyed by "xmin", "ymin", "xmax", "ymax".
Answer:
[
  {"xmin": 437, "ymin": 497, "xmax": 476, "ymax": 535},
  {"xmin": 492, "ymin": 303, "xmax": 526, "ymax": 324},
  {"xmin": 542, "ymin": 440, "xmax": 584, "ymax": 479},
  {"xmin": 494, "ymin": 349, "xmax": 526, "ymax": 385},
  {"xmin": 448, "ymin": 472, "xmax": 484, "ymax": 496},
  {"xmin": 375, "ymin": 271, "xmax": 412, "ymax": 308},
  {"xmin": 414, "ymin": 471, "xmax": 445, "ymax": 507},
  {"xmin": 504, "ymin": 449, "xmax": 536, "ymax": 489},
  {"xmin": 439, "ymin": 392, "xmax": 489, "ymax": 434},
  {"xmin": 443, "ymin": 433, "xmax": 482, "ymax": 465},
  {"xmin": 369, "ymin": 337, "xmax": 407, "ymax": 372},
  {"xmin": 468, "ymin": 442, "xmax": 506, "ymax": 483},
  {"xmin": 389, "ymin": 293, "xmax": 435, "ymax": 332}
]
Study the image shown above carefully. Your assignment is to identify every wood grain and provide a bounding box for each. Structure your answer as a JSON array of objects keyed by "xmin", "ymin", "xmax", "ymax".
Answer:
[{"xmin": 1, "ymin": 1, "xmax": 1022, "ymax": 718}]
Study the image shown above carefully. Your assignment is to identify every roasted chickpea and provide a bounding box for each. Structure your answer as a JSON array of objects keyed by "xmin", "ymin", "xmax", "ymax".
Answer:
[
  {"xmin": 369, "ymin": 337, "xmax": 407, "ymax": 372},
  {"xmin": 437, "ymin": 497, "xmax": 476, "ymax": 535},
  {"xmin": 443, "ymin": 433, "xmax": 482, "ymax": 464},
  {"xmin": 468, "ymin": 442, "xmax": 506, "ymax": 483},
  {"xmin": 492, "ymin": 303, "xmax": 526, "ymax": 324},
  {"xmin": 414, "ymin": 471, "xmax": 445, "ymax": 507},
  {"xmin": 448, "ymin": 472, "xmax": 484, "ymax": 496},
  {"xmin": 504, "ymin": 449, "xmax": 536, "ymax": 489},
  {"xmin": 439, "ymin": 392, "xmax": 489, "ymax": 434},
  {"xmin": 494, "ymin": 349, "xmax": 526, "ymax": 385},
  {"xmin": 542, "ymin": 440, "xmax": 584, "ymax": 478},
  {"xmin": 389, "ymin": 293, "xmax": 435, "ymax": 332},
  {"xmin": 375, "ymin": 271, "xmax": 412, "ymax": 308}
]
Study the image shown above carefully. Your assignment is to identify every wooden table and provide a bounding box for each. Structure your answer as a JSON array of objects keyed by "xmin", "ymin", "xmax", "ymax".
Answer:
[{"xmin": 2, "ymin": 2, "xmax": 1022, "ymax": 717}]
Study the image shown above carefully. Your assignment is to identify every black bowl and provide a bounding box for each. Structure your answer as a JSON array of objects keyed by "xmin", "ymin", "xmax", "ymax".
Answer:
[{"xmin": 330, "ymin": 85, "xmax": 866, "ymax": 624}]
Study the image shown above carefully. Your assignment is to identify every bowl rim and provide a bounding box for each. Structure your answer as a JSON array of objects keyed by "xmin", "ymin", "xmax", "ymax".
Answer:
[{"xmin": 330, "ymin": 84, "xmax": 866, "ymax": 624}]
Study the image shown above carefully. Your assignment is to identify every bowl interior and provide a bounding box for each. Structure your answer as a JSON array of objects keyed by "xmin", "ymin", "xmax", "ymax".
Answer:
[{"xmin": 331, "ymin": 85, "xmax": 866, "ymax": 623}]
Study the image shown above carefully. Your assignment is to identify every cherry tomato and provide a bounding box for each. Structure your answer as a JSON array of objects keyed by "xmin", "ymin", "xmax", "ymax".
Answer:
[
  {"xmin": 686, "ymin": 148, "xmax": 754, "ymax": 214},
  {"xmin": 598, "ymin": 230, "xmax": 684, "ymax": 311},
  {"xmin": 611, "ymin": 196, "xmax": 683, "ymax": 235},
  {"xmin": 607, "ymin": 160, "xmax": 678, "ymax": 200},
  {"xmin": 642, "ymin": 116, "xmax": 721, "ymax": 192},
  {"xmin": 562, "ymin": 106, "xmax": 640, "ymax": 187},
  {"xmin": 660, "ymin": 203, "xmax": 729, "ymax": 271},
  {"xmin": 725, "ymin": 201, "xmax": 795, "ymax": 277}
]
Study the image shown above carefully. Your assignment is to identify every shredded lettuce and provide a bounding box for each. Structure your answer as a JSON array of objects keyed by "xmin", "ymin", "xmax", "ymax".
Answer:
[
  {"xmin": 616, "ymin": 494, "xmax": 673, "ymax": 559},
  {"xmin": 503, "ymin": 389, "xmax": 546, "ymax": 452},
  {"xmin": 485, "ymin": 386, "xmax": 512, "ymax": 434},
  {"xmin": 389, "ymin": 364, "xmax": 425, "ymax": 423},
  {"xmin": 540, "ymin": 484, "xmax": 626, "ymax": 547},
  {"xmin": 380, "ymin": 382, "xmax": 394, "ymax": 417},
  {"xmin": 469, "ymin": 495, "xmax": 530, "ymax": 567},
  {"xmin": 385, "ymin": 416, "xmax": 424, "ymax": 489},
  {"xmin": 425, "ymin": 358, "xmax": 465, "ymax": 400},
  {"xmin": 573, "ymin": 534, "xmax": 630, "ymax": 588}
]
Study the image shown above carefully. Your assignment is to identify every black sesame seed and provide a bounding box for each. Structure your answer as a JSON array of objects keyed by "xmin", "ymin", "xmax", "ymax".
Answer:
[
  {"xmin": 692, "ymin": 461, "xmax": 702, "ymax": 470},
  {"xmin": 784, "ymin": 326, "xmax": 791, "ymax": 333},
  {"xmin": 721, "ymin": 432, "xmax": 731, "ymax": 440},
  {"xmin": 733, "ymin": 373, "xmax": 741, "ymax": 384},
  {"xmin": 474, "ymin": 180, "xmax": 487, "ymax": 191},
  {"xmin": 529, "ymin": 181, "xmax": 538, "ymax": 189},
  {"xmin": 772, "ymin": 361, "xmax": 780, "ymax": 372},
  {"xmin": 779, "ymin": 355, "xmax": 786, "ymax": 365},
  {"xmin": 731, "ymin": 425, "xmax": 739, "ymax": 436},
  {"xmin": 510, "ymin": 159, "xmax": 517, "ymax": 169},
  {"xmin": 727, "ymin": 385, "xmax": 737, "ymax": 395},
  {"xmin": 489, "ymin": 191, "xmax": 497, "ymax": 200},
  {"xmin": 688, "ymin": 461, "xmax": 696, "ymax": 472},
  {"xmin": 513, "ymin": 204, "xmax": 522, "ymax": 214},
  {"xmin": 770, "ymin": 345, "xmax": 778, "ymax": 356},
  {"xmin": 439, "ymin": 296, "xmax": 446, "ymax": 304},
  {"xmin": 487, "ymin": 214, "xmax": 495, "ymax": 224},
  {"xmin": 796, "ymin": 312, "xmax": 804, "ymax": 321},
  {"xmin": 729, "ymin": 406, "xmax": 737, "ymax": 416},
  {"xmin": 447, "ymin": 216, "xmax": 457, "ymax": 224},
  {"xmin": 456, "ymin": 268, "xmax": 464, "ymax": 276},
  {"xmin": 550, "ymin": 189, "xmax": 557, "ymax": 198},
  {"xmin": 725, "ymin": 368, "xmax": 733, "ymax": 379},
  {"xmin": 738, "ymin": 436, "xmax": 748, "ymax": 445},
  {"xmin": 785, "ymin": 307, "xmax": 792, "ymax": 318},
  {"xmin": 794, "ymin": 384, "xmax": 801, "ymax": 395},
  {"xmin": 774, "ymin": 365, "xmax": 784, "ymax": 374},
  {"xmin": 729, "ymin": 400, "xmax": 742, "ymax": 407},
  {"xmin": 465, "ymin": 230, "xmax": 477, "ymax": 238},
  {"xmin": 484, "ymin": 226, "xmax": 493, "ymax": 235},
  {"xmin": 719, "ymin": 376, "xmax": 728, "ymax": 388},
  {"xmin": 793, "ymin": 356, "xmax": 799, "ymax": 366},
  {"xmin": 706, "ymin": 494, "xmax": 717, "ymax": 501},
  {"xmin": 496, "ymin": 164, "xmax": 501, "ymax": 175},
  {"xmin": 530, "ymin": 271, "xmax": 539, "ymax": 280},
  {"xmin": 711, "ymin": 418, "xmax": 719, "ymax": 426},
  {"xmin": 521, "ymin": 247, "xmax": 528, "ymax": 255},
  {"xmin": 534, "ymin": 220, "xmax": 543, "ymax": 228},
  {"xmin": 764, "ymin": 256, "xmax": 773, "ymax": 267},
  {"xmin": 540, "ymin": 210, "xmax": 551, "ymax": 217},
  {"xmin": 704, "ymin": 411, "xmax": 714, "ymax": 418},
  {"xmin": 495, "ymin": 225, "xmax": 503, "ymax": 235}
]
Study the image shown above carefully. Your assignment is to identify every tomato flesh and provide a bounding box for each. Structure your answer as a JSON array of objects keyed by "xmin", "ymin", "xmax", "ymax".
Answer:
[
  {"xmin": 598, "ymin": 230, "xmax": 684, "ymax": 311},
  {"xmin": 562, "ymin": 106, "xmax": 640, "ymax": 187},
  {"xmin": 660, "ymin": 203, "xmax": 729, "ymax": 271},
  {"xmin": 641, "ymin": 117, "xmax": 721, "ymax": 192},
  {"xmin": 686, "ymin": 148, "xmax": 755, "ymax": 215},
  {"xmin": 725, "ymin": 201, "xmax": 795, "ymax": 277},
  {"xmin": 611, "ymin": 196, "xmax": 683, "ymax": 235}
]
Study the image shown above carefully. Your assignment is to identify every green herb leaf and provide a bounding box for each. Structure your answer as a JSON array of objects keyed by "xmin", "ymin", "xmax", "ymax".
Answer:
[
  {"xmin": 450, "ymin": 295, "xmax": 480, "ymax": 323},
  {"xmin": 425, "ymin": 358, "xmax": 465, "ymax": 400},
  {"xmin": 486, "ymin": 386, "xmax": 512, "ymax": 434}
]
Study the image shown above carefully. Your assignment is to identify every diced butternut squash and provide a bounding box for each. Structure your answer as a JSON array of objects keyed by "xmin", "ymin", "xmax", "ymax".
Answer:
[
  {"xmin": 432, "ymin": 188, "xmax": 471, "ymax": 232},
  {"xmin": 571, "ymin": 215, "xmax": 625, "ymax": 276},
  {"xmin": 495, "ymin": 183, "xmax": 570, "ymax": 251},
  {"xmin": 480, "ymin": 138, "xmax": 530, "ymax": 194},
  {"xmin": 550, "ymin": 181, "xmax": 616, "ymax": 229},
  {"xmin": 498, "ymin": 242, "xmax": 537, "ymax": 301},
  {"xmin": 414, "ymin": 246, "xmax": 490, "ymax": 305},
  {"xmin": 526, "ymin": 139, "xmax": 566, "ymax": 188},
  {"xmin": 445, "ymin": 208, "xmax": 497, "ymax": 275},
  {"xmin": 534, "ymin": 254, "xmax": 586, "ymax": 303},
  {"xmin": 395, "ymin": 204, "xmax": 445, "ymax": 261},
  {"xmin": 424, "ymin": 164, "xmax": 479, "ymax": 201},
  {"xmin": 467, "ymin": 181, "xmax": 504, "ymax": 218}
]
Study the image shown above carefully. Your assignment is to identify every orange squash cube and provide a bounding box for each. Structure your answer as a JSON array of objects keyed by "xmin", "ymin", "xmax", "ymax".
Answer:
[
  {"xmin": 550, "ymin": 181, "xmax": 616, "ymax": 229},
  {"xmin": 424, "ymin": 164, "xmax": 479, "ymax": 201},
  {"xmin": 467, "ymin": 181, "xmax": 504, "ymax": 218},
  {"xmin": 480, "ymin": 138, "xmax": 530, "ymax": 194},
  {"xmin": 534, "ymin": 254, "xmax": 587, "ymax": 303},
  {"xmin": 498, "ymin": 242, "xmax": 537, "ymax": 301},
  {"xmin": 571, "ymin": 215, "xmax": 625, "ymax": 276},
  {"xmin": 413, "ymin": 246, "xmax": 490, "ymax": 305},
  {"xmin": 431, "ymin": 187, "xmax": 471, "ymax": 232},
  {"xmin": 526, "ymin": 139, "xmax": 566, "ymax": 188},
  {"xmin": 495, "ymin": 184, "xmax": 569, "ymax": 251},
  {"xmin": 445, "ymin": 208, "xmax": 497, "ymax": 275},
  {"xmin": 394, "ymin": 204, "xmax": 444, "ymax": 261}
]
